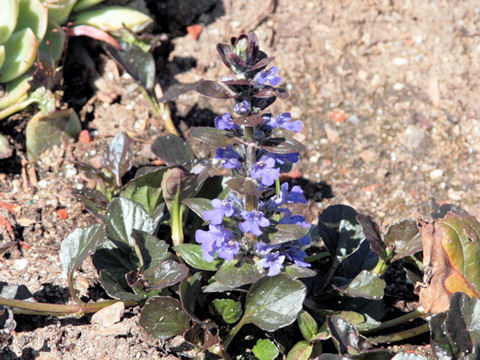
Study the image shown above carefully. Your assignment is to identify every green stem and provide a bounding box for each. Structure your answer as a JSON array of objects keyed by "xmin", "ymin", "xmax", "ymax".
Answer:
[
  {"xmin": 171, "ymin": 190, "xmax": 184, "ymax": 246},
  {"xmin": 0, "ymin": 297, "xmax": 135, "ymax": 316},
  {"xmin": 0, "ymin": 99, "xmax": 35, "ymax": 120},
  {"xmin": 68, "ymin": 273, "xmax": 84, "ymax": 305},
  {"xmin": 222, "ymin": 319, "xmax": 245, "ymax": 349},
  {"xmin": 367, "ymin": 323, "xmax": 430, "ymax": 344},
  {"xmin": 362, "ymin": 310, "xmax": 425, "ymax": 334},
  {"xmin": 274, "ymin": 178, "xmax": 281, "ymax": 221},
  {"xmin": 142, "ymin": 88, "xmax": 179, "ymax": 136},
  {"xmin": 371, "ymin": 258, "xmax": 389, "ymax": 276},
  {"xmin": 305, "ymin": 252, "xmax": 330, "ymax": 263}
]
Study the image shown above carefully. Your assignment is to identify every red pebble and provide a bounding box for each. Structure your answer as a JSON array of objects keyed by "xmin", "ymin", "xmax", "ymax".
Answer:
[
  {"xmin": 56, "ymin": 209, "xmax": 69, "ymax": 219},
  {"xmin": 331, "ymin": 110, "xmax": 346, "ymax": 123},
  {"xmin": 186, "ymin": 24, "xmax": 202, "ymax": 40},
  {"xmin": 78, "ymin": 130, "xmax": 92, "ymax": 144}
]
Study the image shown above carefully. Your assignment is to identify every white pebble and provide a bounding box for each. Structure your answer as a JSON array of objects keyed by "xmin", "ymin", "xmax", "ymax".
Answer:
[
  {"xmin": 37, "ymin": 180, "xmax": 48, "ymax": 188},
  {"xmin": 393, "ymin": 82, "xmax": 405, "ymax": 91},
  {"xmin": 393, "ymin": 57, "xmax": 408, "ymax": 66},
  {"xmin": 13, "ymin": 259, "xmax": 29, "ymax": 271},
  {"xmin": 309, "ymin": 155, "xmax": 319, "ymax": 163},
  {"xmin": 429, "ymin": 169, "xmax": 443, "ymax": 181}
]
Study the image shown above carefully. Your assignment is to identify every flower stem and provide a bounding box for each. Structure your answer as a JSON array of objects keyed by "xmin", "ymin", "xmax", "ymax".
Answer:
[
  {"xmin": 222, "ymin": 319, "xmax": 245, "ymax": 349},
  {"xmin": 243, "ymin": 126, "xmax": 257, "ymax": 212},
  {"xmin": 361, "ymin": 309, "xmax": 426, "ymax": 334},
  {"xmin": 367, "ymin": 323, "xmax": 430, "ymax": 344},
  {"xmin": 141, "ymin": 88, "xmax": 179, "ymax": 136},
  {"xmin": 171, "ymin": 190, "xmax": 184, "ymax": 246},
  {"xmin": 0, "ymin": 297, "xmax": 136, "ymax": 316}
]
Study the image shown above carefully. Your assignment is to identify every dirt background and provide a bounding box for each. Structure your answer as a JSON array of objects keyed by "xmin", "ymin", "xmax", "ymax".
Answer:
[{"xmin": 1, "ymin": 0, "xmax": 480, "ymax": 358}]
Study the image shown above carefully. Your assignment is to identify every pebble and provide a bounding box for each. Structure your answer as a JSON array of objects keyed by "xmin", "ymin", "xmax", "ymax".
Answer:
[
  {"xmin": 65, "ymin": 164, "xmax": 77, "ymax": 178},
  {"xmin": 91, "ymin": 302, "xmax": 125, "ymax": 327},
  {"xmin": 348, "ymin": 114, "xmax": 360, "ymax": 124},
  {"xmin": 309, "ymin": 155, "xmax": 319, "ymax": 163},
  {"xmin": 429, "ymin": 169, "xmax": 443, "ymax": 181},
  {"xmin": 393, "ymin": 82, "xmax": 405, "ymax": 91},
  {"xmin": 13, "ymin": 259, "xmax": 29, "ymax": 271},
  {"xmin": 447, "ymin": 189, "xmax": 463, "ymax": 201},
  {"xmin": 37, "ymin": 180, "xmax": 48, "ymax": 188},
  {"xmin": 393, "ymin": 57, "xmax": 408, "ymax": 66}
]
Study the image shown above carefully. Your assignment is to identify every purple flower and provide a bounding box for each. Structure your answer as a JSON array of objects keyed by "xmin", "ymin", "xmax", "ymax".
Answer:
[
  {"xmin": 195, "ymin": 225, "xmax": 240, "ymax": 262},
  {"xmin": 234, "ymin": 101, "xmax": 250, "ymax": 115},
  {"xmin": 265, "ymin": 152, "xmax": 300, "ymax": 165},
  {"xmin": 255, "ymin": 242, "xmax": 279, "ymax": 255},
  {"xmin": 259, "ymin": 252, "xmax": 285, "ymax": 276},
  {"xmin": 266, "ymin": 112, "xmax": 303, "ymax": 132},
  {"xmin": 239, "ymin": 210, "xmax": 270, "ymax": 236},
  {"xmin": 278, "ymin": 209, "xmax": 311, "ymax": 228},
  {"xmin": 215, "ymin": 113, "xmax": 240, "ymax": 131},
  {"xmin": 251, "ymin": 157, "xmax": 280, "ymax": 186},
  {"xmin": 216, "ymin": 146, "xmax": 242, "ymax": 170},
  {"xmin": 217, "ymin": 240, "xmax": 240, "ymax": 261},
  {"xmin": 277, "ymin": 183, "xmax": 307, "ymax": 204},
  {"xmin": 255, "ymin": 66, "xmax": 281, "ymax": 86},
  {"xmin": 284, "ymin": 247, "xmax": 310, "ymax": 268},
  {"xmin": 203, "ymin": 198, "xmax": 237, "ymax": 225}
]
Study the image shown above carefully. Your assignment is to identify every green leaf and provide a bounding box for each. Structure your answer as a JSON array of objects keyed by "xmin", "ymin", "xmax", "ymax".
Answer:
[
  {"xmin": 286, "ymin": 340, "xmax": 313, "ymax": 360},
  {"xmin": 259, "ymin": 135, "xmax": 306, "ymax": 154},
  {"xmin": 0, "ymin": 0, "xmax": 18, "ymax": 43},
  {"xmin": 0, "ymin": 28, "xmax": 38, "ymax": 83},
  {"xmin": 383, "ymin": 219, "xmax": 421, "ymax": 262},
  {"xmin": 334, "ymin": 270, "xmax": 386, "ymax": 300},
  {"xmin": 189, "ymin": 127, "xmax": 238, "ymax": 148},
  {"xmin": 215, "ymin": 260, "xmax": 264, "ymax": 289},
  {"xmin": 104, "ymin": 197, "xmax": 155, "ymax": 250},
  {"xmin": 0, "ymin": 74, "xmax": 31, "ymax": 111},
  {"xmin": 252, "ymin": 339, "xmax": 279, "ymax": 360},
  {"xmin": 213, "ymin": 299, "xmax": 242, "ymax": 324},
  {"xmin": 131, "ymin": 230, "xmax": 170, "ymax": 270},
  {"xmin": 144, "ymin": 259, "xmax": 189, "ymax": 290},
  {"xmin": 59, "ymin": 223, "xmax": 104, "ymax": 281},
  {"xmin": 297, "ymin": 310, "xmax": 318, "ymax": 341},
  {"xmin": 179, "ymin": 272, "xmax": 202, "ymax": 318},
  {"xmin": 26, "ymin": 109, "xmax": 81, "ymax": 160},
  {"xmin": 38, "ymin": 21, "xmax": 66, "ymax": 81},
  {"xmin": 151, "ymin": 134, "xmax": 196, "ymax": 166},
  {"xmin": 139, "ymin": 296, "xmax": 190, "ymax": 339},
  {"xmin": 174, "ymin": 244, "xmax": 221, "ymax": 271},
  {"xmin": 120, "ymin": 167, "xmax": 166, "ymax": 216},
  {"xmin": 16, "ymin": 0, "xmax": 48, "ymax": 40},
  {"xmin": 102, "ymin": 132, "xmax": 133, "ymax": 187},
  {"xmin": 73, "ymin": 6, "xmax": 153, "ymax": 34},
  {"xmin": 241, "ymin": 274, "xmax": 306, "ymax": 332},
  {"xmin": 326, "ymin": 316, "xmax": 369, "ymax": 355},
  {"xmin": 225, "ymin": 177, "xmax": 261, "ymax": 196},
  {"xmin": 182, "ymin": 198, "xmax": 213, "ymax": 219}
]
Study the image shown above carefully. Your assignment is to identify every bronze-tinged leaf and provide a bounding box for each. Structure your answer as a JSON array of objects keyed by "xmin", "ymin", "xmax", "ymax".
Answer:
[
  {"xmin": 232, "ymin": 114, "xmax": 264, "ymax": 127},
  {"xmin": 416, "ymin": 212, "xmax": 480, "ymax": 313}
]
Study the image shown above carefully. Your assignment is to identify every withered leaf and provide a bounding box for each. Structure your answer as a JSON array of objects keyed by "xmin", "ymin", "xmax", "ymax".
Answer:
[{"xmin": 416, "ymin": 212, "xmax": 480, "ymax": 313}]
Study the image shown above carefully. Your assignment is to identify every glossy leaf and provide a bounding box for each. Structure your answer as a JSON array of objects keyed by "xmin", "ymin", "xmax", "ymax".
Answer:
[
  {"xmin": 131, "ymin": 230, "xmax": 170, "ymax": 270},
  {"xmin": 384, "ymin": 219, "xmax": 421, "ymax": 262},
  {"xmin": 196, "ymin": 80, "xmax": 233, "ymax": 99},
  {"xmin": 179, "ymin": 272, "xmax": 202, "ymax": 319},
  {"xmin": 182, "ymin": 198, "xmax": 213, "ymax": 219},
  {"xmin": 190, "ymin": 127, "xmax": 237, "ymax": 148},
  {"xmin": 430, "ymin": 292, "xmax": 480, "ymax": 359},
  {"xmin": 334, "ymin": 270, "xmax": 386, "ymax": 300},
  {"xmin": 265, "ymin": 224, "xmax": 310, "ymax": 245},
  {"xmin": 98, "ymin": 269, "xmax": 144, "ymax": 302},
  {"xmin": 241, "ymin": 274, "xmax": 306, "ymax": 331},
  {"xmin": 417, "ymin": 213, "xmax": 480, "ymax": 313},
  {"xmin": 213, "ymin": 299, "xmax": 242, "ymax": 324},
  {"xmin": 174, "ymin": 244, "xmax": 222, "ymax": 271},
  {"xmin": 139, "ymin": 296, "xmax": 190, "ymax": 339},
  {"xmin": 151, "ymin": 134, "xmax": 195, "ymax": 166},
  {"xmin": 26, "ymin": 109, "xmax": 81, "ymax": 160},
  {"xmin": 16, "ymin": 0, "xmax": 48, "ymax": 40},
  {"xmin": 144, "ymin": 259, "xmax": 189, "ymax": 290},
  {"xmin": 326, "ymin": 316, "xmax": 369, "ymax": 355},
  {"xmin": 0, "ymin": 74, "xmax": 31, "ymax": 111},
  {"xmin": 105, "ymin": 41, "xmax": 154, "ymax": 91},
  {"xmin": 284, "ymin": 265, "xmax": 317, "ymax": 279},
  {"xmin": 232, "ymin": 114, "xmax": 264, "ymax": 127},
  {"xmin": 161, "ymin": 167, "xmax": 198, "ymax": 210},
  {"xmin": 286, "ymin": 340, "xmax": 313, "ymax": 360},
  {"xmin": 226, "ymin": 177, "xmax": 261, "ymax": 196},
  {"xmin": 120, "ymin": 167, "xmax": 167, "ymax": 215},
  {"xmin": 340, "ymin": 240, "xmax": 379, "ymax": 279},
  {"xmin": 59, "ymin": 224, "xmax": 104, "ymax": 279},
  {"xmin": 297, "ymin": 310, "xmax": 318, "ymax": 341},
  {"xmin": 252, "ymin": 339, "xmax": 279, "ymax": 360},
  {"xmin": 318, "ymin": 205, "xmax": 365, "ymax": 267},
  {"xmin": 259, "ymin": 136, "xmax": 306, "ymax": 154},
  {"xmin": 72, "ymin": 187, "xmax": 108, "ymax": 218},
  {"xmin": 356, "ymin": 214, "xmax": 387, "ymax": 260},
  {"xmin": 102, "ymin": 132, "xmax": 133, "ymax": 187},
  {"xmin": 214, "ymin": 260, "xmax": 264, "ymax": 289},
  {"xmin": 104, "ymin": 197, "xmax": 155, "ymax": 250}
]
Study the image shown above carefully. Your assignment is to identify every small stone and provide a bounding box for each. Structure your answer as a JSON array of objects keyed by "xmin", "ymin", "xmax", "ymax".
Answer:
[
  {"xmin": 393, "ymin": 57, "xmax": 408, "ymax": 66},
  {"xmin": 13, "ymin": 259, "xmax": 29, "ymax": 271},
  {"xmin": 37, "ymin": 180, "xmax": 48, "ymax": 188},
  {"xmin": 429, "ymin": 169, "xmax": 443, "ymax": 181},
  {"xmin": 447, "ymin": 189, "xmax": 463, "ymax": 201},
  {"xmin": 393, "ymin": 82, "xmax": 405, "ymax": 91},
  {"xmin": 91, "ymin": 302, "xmax": 125, "ymax": 328},
  {"xmin": 348, "ymin": 114, "xmax": 360, "ymax": 124},
  {"xmin": 324, "ymin": 123, "xmax": 340, "ymax": 143}
]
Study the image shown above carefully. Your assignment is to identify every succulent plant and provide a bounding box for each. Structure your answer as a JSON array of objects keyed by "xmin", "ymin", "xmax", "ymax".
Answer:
[{"xmin": 0, "ymin": 0, "xmax": 153, "ymax": 121}]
